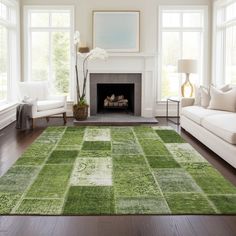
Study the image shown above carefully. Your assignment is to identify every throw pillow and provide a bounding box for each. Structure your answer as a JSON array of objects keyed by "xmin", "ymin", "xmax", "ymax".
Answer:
[
  {"xmin": 208, "ymin": 86, "xmax": 236, "ymax": 112},
  {"xmin": 200, "ymin": 86, "xmax": 211, "ymax": 108},
  {"xmin": 197, "ymin": 84, "xmax": 232, "ymax": 108},
  {"xmin": 194, "ymin": 85, "xmax": 201, "ymax": 106}
]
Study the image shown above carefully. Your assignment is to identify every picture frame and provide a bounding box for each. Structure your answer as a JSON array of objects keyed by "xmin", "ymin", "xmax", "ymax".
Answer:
[{"xmin": 93, "ymin": 11, "xmax": 140, "ymax": 52}]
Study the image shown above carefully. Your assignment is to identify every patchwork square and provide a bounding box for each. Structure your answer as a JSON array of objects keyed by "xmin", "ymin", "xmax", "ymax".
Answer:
[
  {"xmin": 154, "ymin": 169, "xmax": 202, "ymax": 193},
  {"xmin": 165, "ymin": 193, "xmax": 216, "ymax": 214},
  {"xmin": 85, "ymin": 128, "xmax": 111, "ymax": 141},
  {"xmin": 166, "ymin": 143, "xmax": 207, "ymax": 163},
  {"xmin": 82, "ymin": 141, "xmax": 111, "ymax": 151},
  {"xmin": 113, "ymin": 155, "xmax": 147, "ymax": 169},
  {"xmin": 139, "ymin": 139, "xmax": 171, "ymax": 156},
  {"xmin": 46, "ymin": 150, "xmax": 78, "ymax": 164},
  {"xmin": 116, "ymin": 196, "xmax": 170, "ymax": 214},
  {"xmin": 71, "ymin": 158, "xmax": 112, "ymax": 186},
  {"xmin": 146, "ymin": 155, "xmax": 180, "ymax": 169},
  {"xmin": 15, "ymin": 144, "xmax": 54, "ymax": 166},
  {"xmin": 183, "ymin": 163, "xmax": 236, "ymax": 194},
  {"xmin": 208, "ymin": 195, "xmax": 236, "ymax": 214},
  {"xmin": 112, "ymin": 142, "xmax": 142, "ymax": 155},
  {"xmin": 113, "ymin": 166, "xmax": 160, "ymax": 197},
  {"xmin": 79, "ymin": 150, "xmax": 111, "ymax": 158},
  {"xmin": 26, "ymin": 165, "xmax": 73, "ymax": 198},
  {"xmin": 156, "ymin": 130, "xmax": 186, "ymax": 143},
  {"xmin": 134, "ymin": 126, "xmax": 160, "ymax": 140},
  {"xmin": 0, "ymin": 193, "xmax": 21, "ymax": 214},
  {"xmin": 15, "ymin": 199, "xmax": 63, "ymax": 215},
  {"xmin": 63, "ymin": 186, "xmax": 115, "ymax": 215},
  {"xmin": 111, "ymin": 127, "xmax": 135, "ymax": 142},
  {"xmin": 0, "ymin": 166, "xmax": 40, "ymax": 193},
  {"xmin": 58, "ymin": 133, "xmax": 84, "ymax": 146}
]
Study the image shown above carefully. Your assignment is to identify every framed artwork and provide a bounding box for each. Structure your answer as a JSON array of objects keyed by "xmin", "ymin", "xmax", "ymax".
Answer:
[{"xmin": 93, "ymin": 11, "xmax": 140, "ymax": 52}]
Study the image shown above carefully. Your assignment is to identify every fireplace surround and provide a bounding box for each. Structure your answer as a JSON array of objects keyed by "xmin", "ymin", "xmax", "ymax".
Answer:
[{"xmin": 90, "ymin": 73, "xmax": 142, "ymax": 116}]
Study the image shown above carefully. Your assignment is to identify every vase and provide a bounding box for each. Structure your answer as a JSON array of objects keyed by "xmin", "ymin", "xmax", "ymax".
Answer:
[{"xmin": 73, "ymin": 104, "xmax": 89, "ymax": 121}]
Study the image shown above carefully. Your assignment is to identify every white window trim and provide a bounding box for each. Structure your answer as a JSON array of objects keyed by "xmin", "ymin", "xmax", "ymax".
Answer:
[
  {"xmin": 212, "ymin": 0, "xmax": 236, "ymax": 86},
  {"xmin": 0, "ymin": 0, "xmax": 20, "ymax": 106},
  {"xmin": 23, "ymin": 5, "xmax": 75, "ymax": 100},
  {"xmin": 157, "ymin": 5, "xmax": 208, "ymax": 102}
]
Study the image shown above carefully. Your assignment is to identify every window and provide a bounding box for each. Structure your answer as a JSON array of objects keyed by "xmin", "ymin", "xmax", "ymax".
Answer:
[
  {"xmin": 25, "ymin": 6, "xmax": 74, "ymax": 98},
  {"xmin": 213, "ymin": 0, "xmax": 236, "ymax": 85},
  {"xmin": 0, "ymin": 0, "xmax": 19, "ymax": 105},
  {"xmin": 159, "ymin": 7, "xmax": 208, "ymax": 100}
]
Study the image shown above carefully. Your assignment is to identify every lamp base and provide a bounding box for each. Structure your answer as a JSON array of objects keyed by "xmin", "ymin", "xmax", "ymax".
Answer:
[{"xmin": 181, "ymin": 74, "xmax": 194, "ymax": 98}]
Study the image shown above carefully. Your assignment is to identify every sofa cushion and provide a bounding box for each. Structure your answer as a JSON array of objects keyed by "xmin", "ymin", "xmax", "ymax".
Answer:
[
  {"xmin": 181, "ymin": 106, "xmax": 229, "ymax": 125},
  {"xmin": 37, "ymin": 100, "xmax": 64, "ymax": 112},
  {"xmin": 202, "ymin": 114, "xmax": 236, "ymax": 145},
  {"xmin": 208, "ymin": 86, "xmax": 236, "ymax": 112}
]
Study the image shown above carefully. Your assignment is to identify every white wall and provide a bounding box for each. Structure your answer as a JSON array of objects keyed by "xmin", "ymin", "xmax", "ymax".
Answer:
[{"xmin": 20, "ymin": 0, "xmax": 213, "ymax": 117}]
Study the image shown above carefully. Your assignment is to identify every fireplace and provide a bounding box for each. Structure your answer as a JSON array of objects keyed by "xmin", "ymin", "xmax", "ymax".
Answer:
[
  {"xmin": 97, "ymin": 84, "xmax": 134, "ymax": 113},
  {"xmin": 90, "ymin": 73, "xmax": 142, "ymax": 116}
]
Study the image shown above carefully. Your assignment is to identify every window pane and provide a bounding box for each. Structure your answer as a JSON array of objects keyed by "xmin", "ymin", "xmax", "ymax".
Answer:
[
  {"xmin": 226, "ymin": 2, "xmax": 236, "ymax": 21},
  {"xmin": 161, "ymin": 32, "xmax": 180, "ymax": 100},
  {"xmin": 183, "ymin": 32, "xmax": 201, "ymax": 59},
  {"xmin": 52, "ymin": 32, "xmax": 70, "ymax": 95},
  {"xmin": 225, "ymin": 25, "xmax": 236, "ymax": 84},
  {"xmin": 31, "ymin": 32, "xmax": 49, "ymax": 81},
  {"xmin": 162, "ymin": 13, "xmax": 180, "ymax": 27},
  {"xmin": 183, "ymin": 32, "xmax": 201, "ymax": 84},
  {"xmin": 0, "ymin": 25, "xmax": 8, "ymax": 101},
  {"xmin": 0, "ymin": 2, "xmax": 7, "ymax": 20},
  {"xmin": 183, "ymin": 13, "xmax": 202, "ymax": 27},
  {"xmin": 51, "ymin": 13, "xmax": 70, "ymax": 27},
  {"xmin": 31, "ymin": 12, "xmax": 49, "ymax": 27}
]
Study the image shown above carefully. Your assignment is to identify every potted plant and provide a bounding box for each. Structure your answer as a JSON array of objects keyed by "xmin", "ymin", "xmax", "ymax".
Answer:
[{"xmin": 73, "ymin": 31, "xmax": 108, "ymax": 121}]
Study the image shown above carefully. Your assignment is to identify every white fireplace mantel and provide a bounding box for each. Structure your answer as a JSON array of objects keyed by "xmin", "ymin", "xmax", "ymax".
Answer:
[{"xmin": 79, "ymin": 52, "xmax": 158, "ymax": 118}]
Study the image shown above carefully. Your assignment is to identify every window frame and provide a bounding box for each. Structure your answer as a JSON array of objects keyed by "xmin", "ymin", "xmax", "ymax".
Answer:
[
  {"xmin": 24, "ymin": 5, "xmax": 75, "ymax": 100},
  {"xmin": 212, "ymin": 0, "xmax": 236, "ymax": 86},
  {"xmin": 0, "ymin": 0, "xmax": 20, "ymax": 106},
  {"xmin": 158, "ymin": 5, "xmax": 208, "ymax": 101}
]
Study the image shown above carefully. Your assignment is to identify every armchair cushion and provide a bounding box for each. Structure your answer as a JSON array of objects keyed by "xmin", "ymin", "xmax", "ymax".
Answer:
[{"xmin": 37, "ymin": 100, "xmax": 65, "ymax": 112}]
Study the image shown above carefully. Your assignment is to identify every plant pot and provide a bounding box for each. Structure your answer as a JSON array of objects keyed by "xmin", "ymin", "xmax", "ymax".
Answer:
[{"xmin": 73, "ymin": 104, "xmax": 89, "ymax": 121}]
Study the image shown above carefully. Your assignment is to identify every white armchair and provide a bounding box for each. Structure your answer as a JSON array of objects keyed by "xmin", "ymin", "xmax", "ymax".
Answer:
[{"xmin": 18, "ymin": 82, "xmax": 67, "ymax": 128}]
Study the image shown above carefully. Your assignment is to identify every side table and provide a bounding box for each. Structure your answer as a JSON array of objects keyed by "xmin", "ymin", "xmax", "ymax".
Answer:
[{"xmin": 166, "ymin": 97, "xmax": 181, "ymax": 125}]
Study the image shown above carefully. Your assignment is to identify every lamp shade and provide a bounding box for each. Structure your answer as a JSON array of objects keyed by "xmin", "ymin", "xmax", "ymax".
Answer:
[{"xmin": 178, "ymin": 59, "xmax": 198, "ymax": 74}]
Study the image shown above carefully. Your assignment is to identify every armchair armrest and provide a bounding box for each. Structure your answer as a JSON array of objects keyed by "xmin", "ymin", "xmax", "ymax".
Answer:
[
  {"xmin": 48, "ymin": 95, "xmax": 67, "ymax": 110},
  {"xmin": 181, "ymin": 98, "xmax": 195, "ymax": 108}
]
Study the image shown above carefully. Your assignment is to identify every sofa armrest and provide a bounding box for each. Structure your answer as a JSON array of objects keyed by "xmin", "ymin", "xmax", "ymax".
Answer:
[{"xmin": 181, "ymin": 98, "xmax": 195, "ymax": 108}]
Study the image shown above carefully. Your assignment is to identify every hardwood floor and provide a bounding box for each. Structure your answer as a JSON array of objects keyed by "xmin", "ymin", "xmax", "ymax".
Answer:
[{"xmin": 0, "ymin": 117, "xmax": 236, "ymax": 236}]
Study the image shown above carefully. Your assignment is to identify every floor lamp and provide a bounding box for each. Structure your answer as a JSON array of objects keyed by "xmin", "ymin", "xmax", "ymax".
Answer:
[{"xmin": 178, "ymin": 59, "xmax": 198, "ymax": 98}]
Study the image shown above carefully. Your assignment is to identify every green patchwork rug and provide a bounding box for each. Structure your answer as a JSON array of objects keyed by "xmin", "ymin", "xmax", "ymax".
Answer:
[{"xmin": 0, "ymin": 126, "xmax": 236, "ymax": 215}]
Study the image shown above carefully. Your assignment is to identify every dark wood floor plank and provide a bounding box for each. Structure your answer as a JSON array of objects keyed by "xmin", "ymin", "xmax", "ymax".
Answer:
[{"xmin": 0, "ymin": 117, "xmax": 236, "ymax": 236}]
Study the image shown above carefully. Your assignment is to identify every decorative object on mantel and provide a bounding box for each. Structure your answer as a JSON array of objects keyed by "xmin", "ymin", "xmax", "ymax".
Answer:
[
  {"xmin": 178, "ymin": 59, "xmax": 198, "ymax": 98},
  {"xmin": 73, "ymin": 31, "xmax": 108, "ymax": 121},
  {"xmin": 79, "ymin": 47, "xmax": 90, "ymax": 53},
  {"xmin": 93, "ymin": 11, "xmax": 140, "ymax": 52}
]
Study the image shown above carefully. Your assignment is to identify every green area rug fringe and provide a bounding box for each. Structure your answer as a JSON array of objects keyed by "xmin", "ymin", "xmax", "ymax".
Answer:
[{"xmin": 0, "ymin": 126, "xmax": 236, "ymax": 215}]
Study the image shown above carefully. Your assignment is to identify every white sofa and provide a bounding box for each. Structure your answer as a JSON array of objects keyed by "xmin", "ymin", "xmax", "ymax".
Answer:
[
  {"xmin": 181, "ymin": 98, "xmax": 236, "ymax": 168},
  {"xmin": 18, "ymin": 82, "xmax": 67, "ymax": 128}
]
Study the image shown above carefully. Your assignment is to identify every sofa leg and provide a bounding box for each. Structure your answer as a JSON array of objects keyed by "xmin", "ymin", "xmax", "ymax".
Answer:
[
  {"xmin": 63, "ymin": 112, "xmax": 67, "ymax": 125},
  {"xmin": 46, "ymin": 117, "xmax": 50, "ymax": 123}
]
